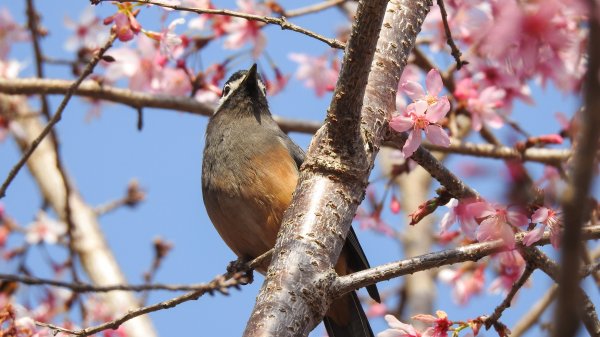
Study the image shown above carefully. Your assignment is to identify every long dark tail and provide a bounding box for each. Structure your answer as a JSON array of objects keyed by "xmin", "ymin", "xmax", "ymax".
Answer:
[{"xmin": 323, "ymin": 291, "xmax": 373, "ymax": 337}]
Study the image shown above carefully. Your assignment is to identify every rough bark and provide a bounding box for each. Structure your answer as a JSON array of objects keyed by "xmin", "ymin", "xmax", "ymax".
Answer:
[{"xmin": 243, "ymin": 1, "xmax": 431, "ymax": 336}]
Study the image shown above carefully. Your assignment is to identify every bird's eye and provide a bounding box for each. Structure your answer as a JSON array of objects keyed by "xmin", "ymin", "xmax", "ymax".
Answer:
[{"xmin": 222, "ymin": 84, "xmax": 231, "ymax": 97}]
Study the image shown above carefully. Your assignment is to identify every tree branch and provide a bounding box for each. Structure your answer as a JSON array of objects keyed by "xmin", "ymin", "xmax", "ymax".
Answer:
[
  {"xmin": 243, "ymin": 0, "xmax": 400, "ymax": 335},
  {"xmin": 521, "ymin": 246, "xmax": 600, "ymax": 337},
  {"xmin": 332, "ymin": 226, "xmax": 600, "ymax": 297},
  {"xmin": 424, "ymin": 141, "xmax": 571, "ymax": 165},
  {"xmin": 0, "ymin": 78, "xmax": 323, "ymax": 134},
  {"xmin": 484, "ymin": 264, "xmax": 535, "ymax": 329},
  {"xmin": 385, "ymin": 132, "xmax": 479, "ymax": 199},
  {"xmin": 511, "ymin": 285, "xmax": 558, "ymax": 337},
  {"xmin": 34, "ymin": 272, "xmax": 249, "ymax": 337},
  {"xmin": 101, "ymin": 0, "xmax": 345, "ymax": 49},
  {"xmin": 555, "ymin": 1, "xmax": 600, "ymax": 336}
]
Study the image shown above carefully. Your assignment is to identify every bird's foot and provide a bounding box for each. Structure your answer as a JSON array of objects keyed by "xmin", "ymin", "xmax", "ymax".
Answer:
[{"xmin": 226, "ymin": 257, "xmax": 254, "ymax": 285}]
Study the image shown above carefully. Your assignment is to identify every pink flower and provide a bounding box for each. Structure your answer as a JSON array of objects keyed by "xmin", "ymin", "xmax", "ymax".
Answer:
[
  {"xmin": 439, "ymin": 198, "xmax": 478, "ymax": 239},
  {"xmin": 289, "ymin": 52, "xmax": 339, "ymax": 97},
  {"xmin": 396, "ymin": 64, "xmax": 421, "ymax": 111},
  {"xmin": 0, "ymin": 7, "xmax": 29, "ymax": 59},
  {"xmin": 401, "ymin": 69, "xmax": 450, "ymax": 116},
  {"xmin": 466, "ymin": 86, "xmax": 506, "ymax": 131},
  {"xmin": 64, "ymin": 7, "xmax": 109, "ymax": 51},
  {"xmin": 103, "ymin": 4, "xmax": 142, "ymax": 42},
  {"xmin": 25, "ymin": 212, "xmax": 66, "ymax": 245},
  {"xmin": 378, "ymin": 315, "xmax": 422, "ymax": 337},
  {"xmin": 145, "ymin": 18, "xmax": 185, "ymax": 59},
  {"xmin": 489, "ymin": 251, "xmax": 527, "ymax": 295},
  {"xmin": 366, "ymin": 302, "xmax": 388, "ymax": 318},
  {"xmin": 264, "ymin": 67, "xmax": 290, "ymax": 96},
  {"xmin": 223, "ymin": 0, "xmax": 269, "ymax": 57},
  {"xmin": 469, "ymin": 201, "xmax": 529, "ymax": 249},
  {"xmin": 389, "ymin": 100, "xmax": 450, "ymax": 158},
  {"xmin": 523, "ymin": 207, "xmax": 562, "ymax": 248},
  {"xmin": 413, "ymin": 310, "xmax": 452, "ymax": 337},
  {"xmin": 438, "ymin": 265, "xmax": 485, "ymax": 305}
]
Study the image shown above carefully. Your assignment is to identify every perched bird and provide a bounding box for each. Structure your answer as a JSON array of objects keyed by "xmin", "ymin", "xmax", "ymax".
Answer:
[{"xmin": 202, "ymin": 64, "xmax": 380, "ymax": 337}]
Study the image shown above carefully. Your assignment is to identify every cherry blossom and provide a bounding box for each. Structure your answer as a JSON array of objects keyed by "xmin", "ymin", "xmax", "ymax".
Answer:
[
  {"xmin": 390, "ymin": 69, "xmax": 451, "ymax": 157},
  {"xmin": 423, "ymin": 0, "xmax": 493, "ymax": 51},
  {"xmin": 103, "ymin": 3, "xmax": 142, "ymax": 42},
  {"xmin": 223, "ymin": 0, "xmax": 269, "ymax": 57},
  {"xmin": 489, "ymin": 251, "xmax": 527, "ymax": 295},
  {"xmin": 468, "ymin": 201, "xmax": 528, "ymax": 249},
  {"xmin": 466, "ymin": 85, "xmax": 506, "ymax": 131},
  {"xmin": 378, "ymin": 315, "xmax": 422, "ymax": 337},
  {"xmin": 144, "ymin": 18, "xmax": 185, "ymax": 59},
  {"xmin": 0, "ymin": 7, "xmax": 29, "ymax": 59},
  {"xmin": 289, "ymin": 52, "xmax": 339, "ymax": 97},
  {"xmin": 25, "ymin": 212, "xmax": 66, "ymax": 245},
  {"xmin": 438, "ymin": 265, "xmax": 485, "ymax": 305},
  {"xmin": 413, "ymin": 310, "xmax": 452, "ymax": 337},
  {"xmin": 480, "ymin": 0, "xmax": 586, "ymax": 92},
  {"xmin": 523, "ymin": 207, "xmax": 562, "ymax": 248},
  {"xmin": 389, "ymin": 100, "xmax": 450, "ymax": 158},
  {"xmin": 396, "ymin": 64, "xmax": 421, "ymax": 111},
  {"xmin": 64, "ymin": 7, "xmax": 109, "ymax": 51},
  {"xmin": 366, "ymin": 302, "xmax": 388, "ymax": 318},
  {"xmin": 401, "ymin": 69, "xmax": 450, "ymax": 115},
  {"xmin": 439, "ymin": 198, "xmax": 479, "ymax": 239}
]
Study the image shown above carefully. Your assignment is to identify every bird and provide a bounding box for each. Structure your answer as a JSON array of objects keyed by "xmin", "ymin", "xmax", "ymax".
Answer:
[{"xmin": 202, "ymin": 63, "xmax": 380, "ymax": 337}]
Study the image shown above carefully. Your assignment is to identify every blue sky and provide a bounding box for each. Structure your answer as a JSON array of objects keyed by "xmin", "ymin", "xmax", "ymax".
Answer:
[{"xmin": 1, "ymin": 1, "xmax": 596, "ymax": 337}]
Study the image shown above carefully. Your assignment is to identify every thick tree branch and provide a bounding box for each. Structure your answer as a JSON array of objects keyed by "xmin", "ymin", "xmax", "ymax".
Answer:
[
  {"xmin": 244, "ymin": 0, "xmax": 402, "ymax": 335},
  {"xmin": 0, "ymin": 78, "xmax": 323, "ymax": 134},
  {"xmin": 332, "ymin": 226, "xmax": 600, "ymax": 297},
  {"xmin": 555, "ymin": 2, "xmax": 600, "ymax": 336}
]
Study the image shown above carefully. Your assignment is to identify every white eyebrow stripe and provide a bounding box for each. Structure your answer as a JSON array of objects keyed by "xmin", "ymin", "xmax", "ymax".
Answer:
[{"xmin": 214, "ymin": 77, "xmax": 245, "ymax": 113}]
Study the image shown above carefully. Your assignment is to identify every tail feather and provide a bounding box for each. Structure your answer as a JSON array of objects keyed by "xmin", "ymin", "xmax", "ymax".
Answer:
[{"xmin": 323, "ymin": 291, "xmax": 374, "ymax": 337}]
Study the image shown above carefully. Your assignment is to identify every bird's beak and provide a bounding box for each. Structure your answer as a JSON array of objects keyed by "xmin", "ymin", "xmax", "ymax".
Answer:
[{"xmin": 241, "ymin": 63, "xmax": 259, "ymax": 94}]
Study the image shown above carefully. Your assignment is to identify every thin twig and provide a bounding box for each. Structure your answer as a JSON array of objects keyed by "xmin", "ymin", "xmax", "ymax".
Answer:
[
  {"xmin": 0, "ymin": 33, "xmax": 114, "ymax": 198},
  {"xmin": 521, "ymin": 246, "xmax": 600, "ymax": 337},
  {"xmin": 284, "ymin": 0, "xmax": 346, "ymax": 18},
  {"xmin": 484, "ymin": 264, "xmax": 535, "ymax": 329},
  {"xmin": 385, "ymin": 132, "xmax": 479, "ymax": 199},
  {"xmin": 34, "ymin": 273, "xmax": 248, "ymax": 337},
  {"xmin": 424, "ymin": 141, "xmax": 571, "ymax": 165},
  {"xmin": 332, "ymin": 226, "xmax": 600, "ymax": 298},
  {"xmin": 0, "ymin": 273, "xmax": 225, "ymax": 292},
  {"xmin": 435, "ymin": 0, "xmax": 466, "ymax": 69},
  {"xmin": 511, "ymin": 285, "xmax": 558, "ymax": 337},
  {"xmin": 25, "ymin": 0, "xmax": 51, "ymax": 121},
  {"xmin": 97, "ymin": 0, "xmax": 345, "ymax": 49},
  {"xmin": 31, "ymin": 249, "xmax": 272, "ymax": 336}
]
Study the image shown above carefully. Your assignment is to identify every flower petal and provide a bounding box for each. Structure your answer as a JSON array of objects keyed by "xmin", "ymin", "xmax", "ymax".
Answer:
[
  {"xmin": 523, "ymin": 226, "xmax": 545, "ymax": 246},
  {"xmin": 402, "ymin": 129, "xmax": 422, "ymax": 158},
  {"xmin": 390, "ymin": 116, "xmax": 414, "ymax": 132},
  {"xmin": 426, "ymin": 68, "xmax": 443, "ymax": 96},
  {"xmin": 531, "ymin": 207, "xmax": 549, "ymax": 223},
  {"xmin": 401, "ymin": 81, "xmax": 426, "ymax": 100},
  {"xmin": 426, "ymin": 96, "xmax": 450, "ymax": 122},
  {"xmin": 425, "ymin": 125, "xmax": 451, "ymax": 147}
]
